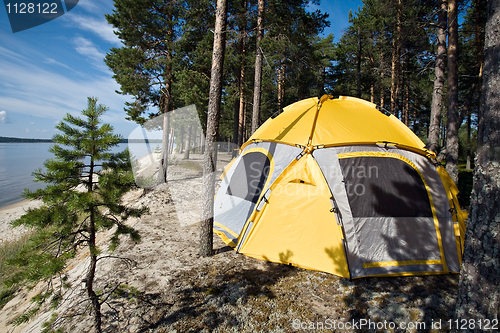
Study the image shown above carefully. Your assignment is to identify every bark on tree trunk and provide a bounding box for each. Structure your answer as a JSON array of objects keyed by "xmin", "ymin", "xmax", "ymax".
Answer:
[
  {"xmin": 445, "ymin": 0, "xmax": 460, "ymax": 183},
  {"xmin": 157, "ymin": 1, "xmax": 173, "ymax": 184},
  {"xmin": 169, "ymin": 127, "xmax": 175, "ymax": 155},
  {"xmin": 179, "ymin": 126, "xmax": 185, "ymax": 153},
  {"xmin": 390, "ymin": 0, "xmax": 402, "ymax": 116},
  {"xmin": 238, "ymin": 0, "xmax": 247, "ymax": 148},
  {"xmin": 251, "ymin": 0, "xmax": 264, "ymax": 134},
  {"xmin": 183, "ymin": 124, "xmax": 191, "ymax": 160},
  {"xmin": 404, "ymin": 77, "xmax": 409, "ymax": 126},
  {"xmin": 380, "ymin": 49, "xmax": 385, "ymax": 109},
  {"xmin": 428, "ymin": 0, "xmax": 447, "ymax": 154},
  {"xmin": 200, "ymin": 0, "xmax": 228, "ymax": 257},
  {"xmin": 233, "ymin": 0, "xmax": 247, "ymax": 155},
  {"xmin": 357, "ymin": 27, "xmax": 362, "ymax": 99},
  {"xmin": 157, "ymin": 107, "xmax": 170, "ymax": 184},
  {"xmin": 87, "ymin": 250, "xmax": 101, "ymax": 333},
  {"xmin": 466, "ymin": 110, "xmax": 471, "ymax": 170},
  {"xmin": 232, "ymin": 99, "xmax": 239, "ymax": 155},
  {"xmin": 87, "ymin": 156, "xmax": 102, "ymax": 333},
  {"xmin": 455, "ymin": 0, "xmax": 500, "ymax": 326},
  {"xmin": 277, "ymin": 57, "xmax": 285, "ymax": 112}
]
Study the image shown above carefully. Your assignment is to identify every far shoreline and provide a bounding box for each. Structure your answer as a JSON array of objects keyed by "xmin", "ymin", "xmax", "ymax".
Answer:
[
  {"xmin": 0, "ymin": 198, "xmax": 34, "ymax": 213},
  {"xmin": 0, "ymin": 198, "xmax": 42, "ymax": 243}
]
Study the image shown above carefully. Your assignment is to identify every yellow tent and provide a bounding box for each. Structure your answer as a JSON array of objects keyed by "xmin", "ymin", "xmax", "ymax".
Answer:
[{"xmin": 214, "ymin": 96, "xmax": 467, "ymax": 278}]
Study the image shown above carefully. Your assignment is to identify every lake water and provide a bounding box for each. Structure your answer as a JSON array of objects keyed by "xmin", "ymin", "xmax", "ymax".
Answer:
[{"xmin": 0, "ymin": 143, "xmax": 154, "ymax": 209}]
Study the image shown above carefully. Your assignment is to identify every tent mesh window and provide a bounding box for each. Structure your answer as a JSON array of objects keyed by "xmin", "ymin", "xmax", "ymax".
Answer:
[
  {"xmin": 227, "ymin": 151, "xmax": 271, "ymax": 203},
  {"xmin": 339, "ymin": 156, "xmax": 433, "ymax": 217}
]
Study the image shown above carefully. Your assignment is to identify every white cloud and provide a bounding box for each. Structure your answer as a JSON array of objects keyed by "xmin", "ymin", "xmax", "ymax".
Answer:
[
  {"xmin": 0, "ymin": 48, "xmax": 131, "ymax": 122},
  {"xmin": 44, "ymin": 57, "xmax": 75, "ymax": 72},
  {"xmin": 76, "ymin": 0, "xmax": 114, "ymax": 16},
  {"xmin": 73, "ymin": 37, "xmax": 109, "ymax": 72},
  {"xmin": 69, "ymin": 15, "xmax": 121, "ymax": 46},
  {"xmin": 25, "ymin": 128, "xmax": 30, "ymax": 133},
  {"xmin": 0, "ymin": 110, "xmax": 13, "ymax": 124},
  {"xmin": 30, "ymin": 121, "xmax": 35, "ymax": 125}
]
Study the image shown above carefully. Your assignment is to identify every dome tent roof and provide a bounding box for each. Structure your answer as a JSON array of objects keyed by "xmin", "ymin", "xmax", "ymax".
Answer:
[{"xmin": 245, "ymin": 95, "xmax": 431, "ymax": 157}]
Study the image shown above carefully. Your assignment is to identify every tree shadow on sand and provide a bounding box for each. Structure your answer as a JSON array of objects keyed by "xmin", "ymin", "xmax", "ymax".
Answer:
[{"xmin": 135, "ymin": 249, "xmax": 299, "ymax": 332}]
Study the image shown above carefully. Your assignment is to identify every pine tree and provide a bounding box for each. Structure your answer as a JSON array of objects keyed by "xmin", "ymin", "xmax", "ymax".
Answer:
[
  {"xmin": 105, "ymin": 0, "xmax": 179, "ymax": 183},
  {"xmin": 455, "ymin": 0, "xmax": 500, "ymax": 326},
  {"xmin": 446, "ymin": 0, "xmax": 460, "ymax": 183},
  {"xmin": 9, "ymin": 97, "xmax": 147, "ymax": 333},
  {"xmin": 251, "ymin": 0, "xmax": 264, "ymax": 134},
  {"xmin": 200, "ymin": 0, "xmax": 228, "ymax": 257},
  {"xmin": 428, "ymin": 0, "xmax": 447, "ymax": 154}
]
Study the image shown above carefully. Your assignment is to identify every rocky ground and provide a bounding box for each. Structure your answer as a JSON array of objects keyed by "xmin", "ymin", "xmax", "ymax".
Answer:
[{"xmin": 0, "ymin": 152, "xmax": 459, "ymax": 333}]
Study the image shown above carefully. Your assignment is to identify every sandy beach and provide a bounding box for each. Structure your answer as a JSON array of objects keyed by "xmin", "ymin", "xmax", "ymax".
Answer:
[{"xmin": 0, "ymin": 199, "xmax": 42, "ymax": 243}]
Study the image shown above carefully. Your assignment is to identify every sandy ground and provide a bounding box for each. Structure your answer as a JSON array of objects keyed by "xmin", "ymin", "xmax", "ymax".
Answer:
[
  {"xmin": 0, "ymin": 152, "xmax": 460, "ymax": 333},
  {"xmin": 0, "ymin": 200, "xmax": 42, "ymax": 243},
  {"xmin": 0, "ymin": 152, "xmax": 235, "ymax": 332}
]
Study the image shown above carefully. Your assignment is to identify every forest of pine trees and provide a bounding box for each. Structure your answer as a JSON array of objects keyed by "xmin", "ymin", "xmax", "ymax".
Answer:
[{"xmin": 106, "ymin": 0, "xmax": 485, "ymax": 176}]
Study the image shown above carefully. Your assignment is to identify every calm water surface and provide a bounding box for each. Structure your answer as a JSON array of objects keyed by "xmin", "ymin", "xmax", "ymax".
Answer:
[{"xmin": 0, "ymin": 143, "xmax": 152, "ymax": 208}]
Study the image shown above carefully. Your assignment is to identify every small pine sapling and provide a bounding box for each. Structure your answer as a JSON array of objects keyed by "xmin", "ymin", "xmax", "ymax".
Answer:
[{"xmin": 8, "ymin": 97, "xmax": 148, "ymax": 333}]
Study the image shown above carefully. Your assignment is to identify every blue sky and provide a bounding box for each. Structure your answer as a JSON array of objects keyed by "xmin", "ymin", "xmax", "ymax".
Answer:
[{"xmin": 0, "ymin": 0, "xmax": 363, "ymax": 139}]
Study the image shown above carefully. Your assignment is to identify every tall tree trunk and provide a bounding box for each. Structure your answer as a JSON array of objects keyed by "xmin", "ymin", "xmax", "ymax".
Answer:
[
  {"xmin": 466, "ymin": 0, "xmax": 486, "ymax": 170},
  {"xmin": 169, "ymin": 127, "xmax": 175, "ymax": 155},
  {"xmin": 445, "ymin": 0, "xmax": 459, "ymax": 183},
  {"xmin": 401, "ymin": 51, "xmax": 409, "ymax": 125},
  {"xmin": 251, "ymin": 0, "xmax": 264, "ymax": 134},
  {"xmin": 86, "ymin": 154, "xmax": 102, "ymax": 333},
  {"xmin": 404, "ymin": 75, "xmax": 409, "ymax": 125},
  {"xmin": 390, "ymin": 0, "xmax": 402, "ymax": 116},
  {"xmin": 320, "ymin": 66, "xmax": 326, "ymax": 96},
  {"xmin": 277, "ymin": 57, "xmax": 285, "ymax": 111},
  {"xmin": 158, "ymin": 106, "xmax": 170, "ymax": 183},
  {"xmin": 232, "ymin": 99, "xmax": 239, "ymax": 156},
  {"xmin": 466, "ymin": 110, "xmax": 471, "ymax": 170},
  {"xmin": 428, "ymin": 0, "xmax": 447, "ymax": 154},
  {"xmin": 238, "ymin": 0, "xmax": 247, "ymax": 147},
  {"xmin": 243, "ymin": 102, "xmax": 248, "ymax": 141},
  {"xmin": 192, "ymin": 128, "xmax": 198, "ymax": 154},
  {"xmin": 179, "ymin": 126, "xmax": 185, "ymax": 153},
  {"xmin": 455, "ymin": 0, "xmax": 500, "ymax": 326},
  {"xmin": 357, "ymin": 26, "xmax": 362, "ymax": 98},
  {"xmin": 87, "ymin": 230, "xmax": 101, "ymax": 333},
  {"xmin": 233, "ymin": 0, "xmax": 247, "ymax": 154},
  {"xmin": 200, "ymin": 0, "xmax": 228, "ymax": 257},
  {"xmin": 157, "ymin": 1, "xmax": 173, "ymax": 184},
  {"xmin": 380, "ymin": 48, "xmax": 385, "ymax": 109},
  {"xmin": 183, "ymin": 124, "xmax": 192, "ymax": 159}
]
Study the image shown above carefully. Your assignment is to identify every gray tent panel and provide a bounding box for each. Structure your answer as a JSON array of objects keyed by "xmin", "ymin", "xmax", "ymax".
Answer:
[
  {"xmin": 407, "ymin": 152, "xmax": 460, "ymax": 272},
  {"xmin": 362, "ymin": 264, "xmax": 444, "ymax": 276},
  {"xmin": 314, "ymin": 145, "xmax": 458, "ymax": 277},
  {"xmin": 353, "ymin": 217, "xmax": 441, "ymax": 263},
  {"xmin": 214, "ymin": 141, "xmax": 302, "ymax": 242},
  {"xmin": 313, "ymin": 149, "xmax": 362, "ymax": 276},
  {"xmin": 338, "ymin": 156, "xmax": 433, "ymax": 217},
  {"xmin": 214, "ymin": 198, "xmax": 255, "ymax": 243}
]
